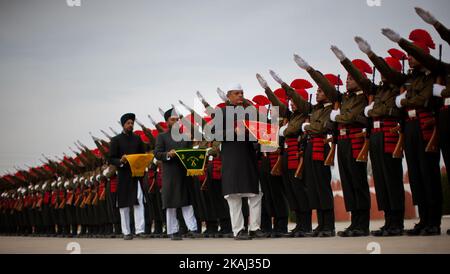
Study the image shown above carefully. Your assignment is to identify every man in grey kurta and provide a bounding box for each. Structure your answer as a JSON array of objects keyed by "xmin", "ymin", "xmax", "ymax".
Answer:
[{"xmin": 154, "ymin": 108, "xmax": 198, "ymax": 240}]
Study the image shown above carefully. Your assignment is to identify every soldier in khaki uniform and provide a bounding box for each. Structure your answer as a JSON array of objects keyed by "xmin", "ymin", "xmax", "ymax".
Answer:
[
  {"xmin": 257, "ymin": 77, "xmax": 312, "ymax": 237},
  {"xmin": 333, "ymin": 42, "xmax": 406, "ymax": 236},
  {"xmin": 383, "ymin": 28, "xmax": 442, "ymax": 236},
  {"xmin": 294, "ymin": 54, "xmax": 371, "ymax": 237},
  {"xmin": 282, "ymin": 78, "xmax": 335, "ymax": 237}
]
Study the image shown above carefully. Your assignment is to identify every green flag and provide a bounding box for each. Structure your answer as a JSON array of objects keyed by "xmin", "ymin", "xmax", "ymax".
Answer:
[{"xmin": 174, "ymin": 149, "xmax": 208, "ymax": 176}]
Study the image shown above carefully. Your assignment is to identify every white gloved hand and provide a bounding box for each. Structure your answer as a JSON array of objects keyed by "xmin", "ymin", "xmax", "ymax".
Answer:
[
  {"xmin": 293, "ymin": 53, "xmax": 311, "ymax": 70},
  {"xmin": 364, "ymin": 101, "xmax": 375, "ymax": 117},
  {"xmin": 256, "ymin": 73, "xmax": 269, "ymax": 89},
  {"xmin": 279, "ymin": 123, "xmax": 288, "ymax": 137},
  {"xmin": 382, "ymin": 28, "xmax": 402, "ymax": 43},
  {"xmin": 415, "ymin": 7, "xmax": 437, "ymax": 25},
  {"xmin": 330, "ymin": 45, "xmax": 346, "ymax": 61},
  {"xmin": 269, "ymin": 70, "xmax": 284, "ymax": 85},
  {"xmin": 395, "ymin": 92, "xmax": 407, "ymax": 108},
  {"xmin": 330, "ymin": 109, "xmax": 341, "ymax": 122},
  {"xmin": 301, "ymin": 122, "xmax": 310, "ymax": 132},
  {"xmin": 354, "ymin": 36, "xmax": 372, "ymax": 54},
  {"xmin": 433, "ymin": 84, "xmax": 445, "ymax": 97},
  {"xmin": 196, "ymin": 91, "xmax": 206, "ymax": 101},
  {"xmin": 217, "ymin": 88, "xmax": 228, "ymax": 102},
  {"xmin": 102, "ymin": 167, "xmax": 110, "ymax": 177}
]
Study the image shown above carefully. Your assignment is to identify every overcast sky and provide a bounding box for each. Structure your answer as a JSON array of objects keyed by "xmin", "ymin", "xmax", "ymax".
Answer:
[{"xmin": 0, "ymin": 0, "xmax": 449, "ymax": 174}]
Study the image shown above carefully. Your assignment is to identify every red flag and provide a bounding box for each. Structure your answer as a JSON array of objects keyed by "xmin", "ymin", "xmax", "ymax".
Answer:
[{"xmin": 242, "ymin": 120, "xmax": 279, "ymax": 147}]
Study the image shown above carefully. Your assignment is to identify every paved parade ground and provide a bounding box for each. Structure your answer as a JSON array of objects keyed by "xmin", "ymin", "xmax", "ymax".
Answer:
[{"xmin": 0, "ymin": 218, "xmax": 449, "ymax": 254}]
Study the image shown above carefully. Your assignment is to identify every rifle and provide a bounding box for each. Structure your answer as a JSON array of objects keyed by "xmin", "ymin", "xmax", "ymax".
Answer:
[
  {"xmin": 356, "ymin": 68, "xmax": 376, "ymax": 162},
  {"xmin": 270, "ymin": 118, "xmax": 286, "ymax": 177},
  {"xmin": 91, "ymin": 191, "xmax": 99, "ymax": 206},
  {"xmin": 294, "ymin": 151, "xmax": 305, "ymax": 179},
  {"xmin": 295, "ymin": 94, "xmax": 313, "ymax": 178},
  {"xmin": 58, "ymin": 194, "xmax": 66, "ymax": 209},
  {"xmin": 325, "ymin": 75, "xmax": 342, "ymax": 166},
  {"xmin": 66, "ymin": 191, "xmax": 74, "ymax": 205},
  {"xmin": 425, "ymin": 44, "xmax": 442, "ymax": 153}
]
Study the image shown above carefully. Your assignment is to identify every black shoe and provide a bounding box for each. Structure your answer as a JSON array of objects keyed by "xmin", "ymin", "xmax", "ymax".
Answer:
[
  {"xmin": 447, "ymin": 229, "xmax": 450, "ymax": 235},
  {"xmin": 420, "ymin": 226, "xmax": 441, "ymax": 236},
  {"xmin": 317, "ymin": 230, "xmax": 335, "ymax": 237},
  {"xmin": 123, "ymin": 234, "xmax": 133, "ymax": 240},
  {"xmin": 283, "ymin": 226, "xmax": 300, "ymax": 238},
  {"xmin": 350, "ymin": 229, "xmax": 370, "ymax": 237},
  {"xmin": 338, "ymin": 228, "xmax": 354, "ymax": 237},
  {"xmin": 294, "ymin": 230, "xmax": 308, "ymax": 238},
  {"xmin": 406, "ymin": 223, "xmax": 425, "ymax": 236},
  {"xmin": 383, "ymin": 228, "xmax": 404, "ymax": 237},
  {"xmin": 234, "ymin": 230, "xmax": 252, "ymax": 240},
  {"xmin": 371, "ymin": 226, "xmax": 386, "ymax": 237},
  {"xmin": 170, "ymin": 232, "xmax": 182, "ymax": 241},
  {"xmin": 305, "ymin": 227, "xmax": 321, "ymax": 237},
  {"xmin": 218, "ymin": 230, "xmax": 233, "ymax": 238},
  {"xmin": 249, "ymin": 229, "xmax": 269, "ymax": 239},
  {"xmin": 270, "ymin": 231, "xmax": 284, "ymax": 238},
  {"xmin": 135, "ymin": 233, "xmax": 148, "ymax": 239},
  {"xmin": 185, "ymin": 231, "xmax": 201, "ymax": 239}
]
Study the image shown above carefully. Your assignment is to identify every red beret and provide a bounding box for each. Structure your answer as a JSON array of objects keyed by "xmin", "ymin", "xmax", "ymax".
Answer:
[
  {"xmin": 151, "ymin": 129, "xmax": 159, "ymax": 138},
  {"xmin": 413, "ymin": 40, "xmax": 431, "ymax": 54},
  {"xmin": 388, "ymin": 48, "xmax": 407, "ymax": 60},
  {"xmin": 409, "ymin": 29, "xmax": 435, "ymax": 50},
  {"xmin": 290, "ymin": 79, "xmax": 313, "ymax": 90},
  {"xmin": 295, "ymin": 89, "xmax": 309, "ymax": 101},
  {"xmin": 92, "ymin": 148, "xmax": 102, "ymax": 158},
  {"xmin": 134, "ymin": 130, "xmax": 149, "ymax": 143},
  {"xmin": 274, "ymin": 88, "xmax": 287, "ymax": 100},
  {"xmin": 157, "ymin": 122, "xmax": 168, "ymax": 130},
  {"xmin": 352, "ymin": 59, "xmax": 373, "ymax": 77},
  {"xmin": 384, "ymin": 57, "xmax": 402, "ymax": 72},
  {"xmin": 252, "ymin": 95, "xmax": 271, "ymax": 106},
  {"xmin": 324, "ymin": 74, "xmax": 343, "ymax": 86}
]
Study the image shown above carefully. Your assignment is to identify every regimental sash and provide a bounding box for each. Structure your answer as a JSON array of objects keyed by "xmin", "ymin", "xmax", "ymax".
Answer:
[
  {"xmin": 125, "ymin": 153, "xmax": 154, "ymax": 177},
  {"xmin": 175, "ymin": 149, "xmax": 207, "ymax": 176}
]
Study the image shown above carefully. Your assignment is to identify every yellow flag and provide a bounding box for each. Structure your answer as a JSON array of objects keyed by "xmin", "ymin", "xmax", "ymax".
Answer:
[{"xmin": 125, "ymin": 153, "xmax": 154, "ymax": 177}]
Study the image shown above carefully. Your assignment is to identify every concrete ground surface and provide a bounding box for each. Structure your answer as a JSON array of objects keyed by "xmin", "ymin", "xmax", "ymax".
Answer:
[{"xmin": 1, "ymin": 217, "xmax": 449, "ymax": 254}]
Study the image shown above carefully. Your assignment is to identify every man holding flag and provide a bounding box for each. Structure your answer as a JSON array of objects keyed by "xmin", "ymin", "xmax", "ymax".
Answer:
[
  {"xmin": 108, "ymin": 113, "xmax": 147, "ymax": 240},
  {"xmin": 154, "ymin": 108, "xmax": 199, "ymax": 240}
]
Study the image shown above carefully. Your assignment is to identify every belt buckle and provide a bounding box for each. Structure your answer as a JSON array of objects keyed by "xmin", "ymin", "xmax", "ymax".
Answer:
[
  {"xmin": 408, "ymin": 109, "xmax": 417, "ymax": 118},
  {"xmin": 445, "ymin": 98, "xmax": 450, "ymax": 106},
  {"xmin": 373, "ymin": 121, "xmax": 381, "ymax": 129},
  {"xmin": 340, "ymin": 129, "xmax": 347, "ymax": 136}
]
